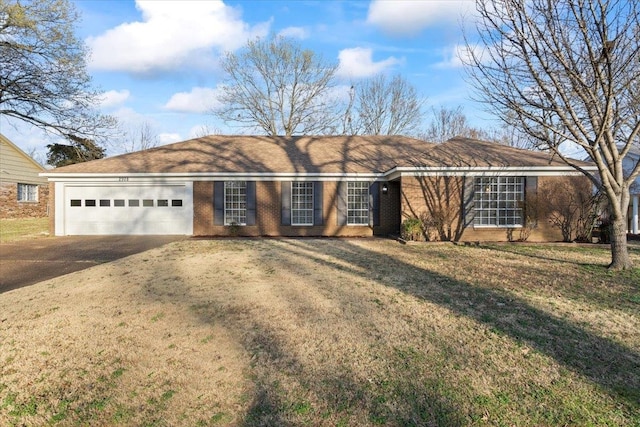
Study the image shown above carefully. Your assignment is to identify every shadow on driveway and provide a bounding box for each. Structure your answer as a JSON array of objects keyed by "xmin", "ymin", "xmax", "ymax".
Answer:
[{"xmin": 0, "ymin": 236, "xmax": 184, "ymax": 294}]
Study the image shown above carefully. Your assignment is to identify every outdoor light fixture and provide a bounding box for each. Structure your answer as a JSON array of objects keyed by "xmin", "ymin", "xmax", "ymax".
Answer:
[{"xmin": 382, "ymin": 183, "xmax": 389, "ymax": 194}]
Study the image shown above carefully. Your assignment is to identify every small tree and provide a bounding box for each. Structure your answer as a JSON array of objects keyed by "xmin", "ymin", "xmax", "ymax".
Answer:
[
  {"xmin": 215, "ymin": 35, "xmax": 339, "ymax": 136},
  {"xmin": 466, "ymin": 0, "xmax": 640, "ymax": 269}
]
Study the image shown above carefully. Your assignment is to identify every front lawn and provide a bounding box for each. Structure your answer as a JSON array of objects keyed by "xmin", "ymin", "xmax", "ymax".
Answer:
[
  {"xmin": 0, "ymin": 217, "xmax": 49, "ymax": 243},
  {"xmin": 0, "ymin": 239, "xmax": 638, "ymax": 426}
]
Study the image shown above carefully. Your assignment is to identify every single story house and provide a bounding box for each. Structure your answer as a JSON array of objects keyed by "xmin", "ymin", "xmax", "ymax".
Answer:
[
  {"xmin": 42, "ymin": 135, "xmax": 597, "ymax": 241},
  {"xmin": 0, "ymin": 133, "xmax": 49, "ymax": 219}
]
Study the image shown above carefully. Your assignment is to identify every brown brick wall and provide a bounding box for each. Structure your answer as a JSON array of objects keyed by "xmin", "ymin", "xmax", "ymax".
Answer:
[
  {"xmin": 0, "ymin": 182, "xmax": 49, "ymax": 219},
  {"xmin": 193, "ymin": 175, "xmax": 589, "ymax": 241},
  {"xmin": 400, "ymin": 175, "xmax": 587, "ymax": 242},
  {"xmin": 193, "ymin": 181, "xmax": 214, "ymax": 235},
  {"xmin": 193, "ymin": 181, "xmax": 374, "ymax": 237}
]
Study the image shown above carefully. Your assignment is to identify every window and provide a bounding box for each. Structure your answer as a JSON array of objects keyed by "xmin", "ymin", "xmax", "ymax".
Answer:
[
  {"xmin": 347, "ymin": 182, "xmax": 369, "ymax": 225},
  {"xmin": 99, "ymin": 199, "xmax": 110, "ymax": 207},
  {"xmin": 114, "ymin": 199, "xmax": 125, "ymax": 207},
  {"xmin": 70, "ymin": 199, "xmax": 82, "ymax": 207},
  {"xmin": 142, "ymin": 199, "xmax": 154, "ymax": 207},
  {"xmin": 157, "ymin": 199, "xmax": 169, "ymax": 207},
  {"xmin": 17, "ymin": 183, "xmax": 38, "ymax": 202},
  {"xmin": 474, "ymin": 177, "xmax": 524, "ymax": 226},
  {"xmin": 291, "ymin": 182, "xmax": 313, "ymax": 225},
  {"xmin": 171, "ymin": 199, "xmax": 183, "ymax": 207},
  {"xmin": 225, "ymin": 181, "xmax": 247, "ymax": 225},
  {"xmin": 128, "ymin": 199, "xmax": 140, "ymax": 207},
  {"xmin": 85, "ymin": 199, "xmax": 96, "ymax": 207}
]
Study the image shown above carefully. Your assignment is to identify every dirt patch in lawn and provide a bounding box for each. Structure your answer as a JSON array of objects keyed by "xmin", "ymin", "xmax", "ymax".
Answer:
[{"xmin": 0, "ymin": 238, "xmax": 638, "ymax": 426}]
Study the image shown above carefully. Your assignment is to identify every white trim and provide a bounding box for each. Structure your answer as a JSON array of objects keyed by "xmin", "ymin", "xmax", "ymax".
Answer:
[
  {"xmin": 42, "ymin": 165, "xmax": 597, "ymax": 182},
  {"xmin": 388, "ymin": 166, "xmax": 595, "ymax": 178},
  {"xmin": 42, "ymin": 172, "xmax": 386, "ymax": 181},
  {"xmin": 632, "ymin": 194, "xmax": 639, "ymax": 234}
]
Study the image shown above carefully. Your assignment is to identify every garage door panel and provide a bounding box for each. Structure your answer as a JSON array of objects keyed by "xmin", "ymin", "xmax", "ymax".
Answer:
[{"xmin": 63, "ymin": 184, "xmax": 192, "ymax": 235}]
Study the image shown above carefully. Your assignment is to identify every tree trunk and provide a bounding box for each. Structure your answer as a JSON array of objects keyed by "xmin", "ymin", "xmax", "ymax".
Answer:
[{"xmin": 608, "ymin": 215, "xmax": 632, "ymax": 270}]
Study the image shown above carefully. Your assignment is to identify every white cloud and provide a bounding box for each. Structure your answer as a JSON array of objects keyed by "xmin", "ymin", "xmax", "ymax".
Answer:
[
  {"xmin": 158, "ymin": 133, "xmax": 182, "ymax": 145},
  {"xmin": 366, "ymin": 0, "xmax": 476, "ymax": 36},
  {"xmin": 277, "ymin": 26, "xmax": 308, "ymax": 39},
  {"xmin": 99, "ymin": 90, "xmax": 131, "ymax": 108},
  {"xmin": 336, "ymin": 47, "xmax": 402, "ymax": 78},
  {"xmin": 87, "ymin": 0, "xmax": 270, "ymax": 73},
  {"xmin": 163, "ymin": 87, "xmax": 223, "ymax": 114},
  {"xmin": 434, "ymin": 43, "xmax": 490, "ymax": 69}
]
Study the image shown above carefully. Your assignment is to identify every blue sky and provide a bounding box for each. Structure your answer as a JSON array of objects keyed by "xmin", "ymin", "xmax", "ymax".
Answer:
[{"xmin": 2, "ymin": 0, "xmax": 491, "ymax": 161}]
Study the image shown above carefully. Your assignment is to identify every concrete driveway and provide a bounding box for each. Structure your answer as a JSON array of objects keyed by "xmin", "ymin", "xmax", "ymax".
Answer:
[{"xmin": 0, "ymin": 236, "xmax": 185, "ymax": 294}]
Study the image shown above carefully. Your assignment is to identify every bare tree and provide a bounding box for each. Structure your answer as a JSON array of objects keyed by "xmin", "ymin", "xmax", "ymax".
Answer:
[
  {"xmin": 0, "ymin": 0, "xmax": 115, "ymax": 141},
  {"xmin": 114, "ymin": 122, "xmax": 160, "ymax": 153},
  {"xmin": 191, "ymin": 124, "xmax": 224, "ymax": 138},
  {"xmin": 351, "ymin": 74, "xmax": 425, "ymax": 136},
  {"xmin": 421, "ymin": 106, "xmax": 471, "ymax": 142},
  {"xmin": 465, "ymin": 0, "xmax": 640, "ymax": 269},
  {"xmin": 214, "ymin": 35, "xmax": 339, "ymax": 136}
]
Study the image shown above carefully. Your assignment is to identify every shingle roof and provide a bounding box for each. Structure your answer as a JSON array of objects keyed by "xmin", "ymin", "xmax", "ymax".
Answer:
[{"xmin": 45, "ymin": 135, "xmax": 586, "ymax": 175}]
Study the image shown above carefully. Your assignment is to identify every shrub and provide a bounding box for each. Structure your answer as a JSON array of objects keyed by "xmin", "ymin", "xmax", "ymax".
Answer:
[{"xmin": 401, "ymin": 217, "xmax": 425, "ymax": 241}]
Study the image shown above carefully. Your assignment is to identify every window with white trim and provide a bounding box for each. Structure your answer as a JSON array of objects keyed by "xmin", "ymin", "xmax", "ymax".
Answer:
[
  {"xmin": 291, "ymin": 182, "xmax": 314, "ymax": 225},
  {"xmin": 347, "ymin": 181, "xmax": 369, "ymax": 225},
  {"xmin": 474, "ymin": 177, "xmax": 524, "ymax": 226},
  {"xmin": 17, "ymin": 183, "xmax": 38, "ymax": 202},
  {"xmin": 225, "ymin": 181, "xmax": 247, "ymax": 225}
]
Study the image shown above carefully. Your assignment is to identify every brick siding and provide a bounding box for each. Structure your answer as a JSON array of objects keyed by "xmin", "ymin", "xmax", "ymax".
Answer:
[
  {"xmin": 0, "ymin": 182, "xmax": 49, "ymax": 219},
  {"xmin": 193, "ymin": 181, "xmax": 376, "ymax": 237},
  {"xmin": 400, "ymin": 175, "xmax": 590, "ymax": 242}
]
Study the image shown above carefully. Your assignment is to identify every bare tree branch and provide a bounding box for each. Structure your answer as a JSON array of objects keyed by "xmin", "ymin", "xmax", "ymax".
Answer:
[
  {"xmin": 465, "ymin": 0, "xmax": 640, "ymax": 269},
  {"xmin": 352, "ymin": 74, "xmax": 425, "ymax": 136},
  {"xmin": 214, "ymin": 35, "xmax": 340, "ymax": 136},
  {"xmin": 0, "ymin": 0, "xmax": 116, "ymax": 142}
]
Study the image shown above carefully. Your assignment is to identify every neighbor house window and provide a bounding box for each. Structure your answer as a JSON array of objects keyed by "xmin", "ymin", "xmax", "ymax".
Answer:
[
  {"xmin": 347, "ymin": 181, "xmax": 369, "ymax": 225},
  {"xmin": 474, "ymin": 177, "xmax": 524, "ymax": 226},
  {"xmin": 225, "ymin": 181, "xmax": 247, "ymax": 225},
  {"xmin": 291, "ymin": 182, "xmax": 313, "ymax": 226},
  {"xmin": 17, "ymin": 183, "xmax": 38, "ymax": 202}
]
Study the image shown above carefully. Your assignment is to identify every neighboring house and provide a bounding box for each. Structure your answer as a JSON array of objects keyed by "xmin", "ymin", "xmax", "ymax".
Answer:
[
  {"xmin": 42, "ymin": 135, "xmax": 597, "ymax": 241},
  {"xmin": 0, "ymin": 134, "xmax": 49, "ymax": 219},
  {"xmin": 623, "ymin": 145, "xmax": 640, "ymax": 234}
]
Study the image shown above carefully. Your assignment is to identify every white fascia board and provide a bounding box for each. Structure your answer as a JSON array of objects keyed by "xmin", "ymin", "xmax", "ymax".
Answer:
[
  {"xmin": 387, "ymin": 165, "xmax": 597, "ymax": 178},
  {"xmin": 41, "ymin": 172, "xmax": 387, "ymax": 182}
]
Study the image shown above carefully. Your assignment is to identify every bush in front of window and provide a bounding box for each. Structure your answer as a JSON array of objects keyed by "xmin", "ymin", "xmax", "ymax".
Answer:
[{"xmin": 538, "ymin": 177, "xmax": 601, "ymax": 242}]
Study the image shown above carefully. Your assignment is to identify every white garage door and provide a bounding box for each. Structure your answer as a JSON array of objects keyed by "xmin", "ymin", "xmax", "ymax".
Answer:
[{"xmin": 62, "ymin": 184, "xmax": 192, "ymax": 235}]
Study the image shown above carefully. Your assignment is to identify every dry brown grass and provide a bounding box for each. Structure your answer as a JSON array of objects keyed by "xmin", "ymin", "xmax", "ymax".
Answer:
[
  {"xmin": 0, "ymin": 218, "xmax": 49, "ymax": 243},
  {"xmin": 0, "ymin": 238, "xmax": 638, "ymax": 426}
]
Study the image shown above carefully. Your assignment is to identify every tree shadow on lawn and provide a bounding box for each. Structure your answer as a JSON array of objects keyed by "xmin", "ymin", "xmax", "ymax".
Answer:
[
  {"xmin": 136, "ymin": 238, "xmax": 639, "ymax": 425},
  {"xmin": 480, "ymin": 242, "xmax": 640, "ymax": 270},
  {"xmin": 273, "ymin": 239, "xmax": 640, "ymax": 411}
]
